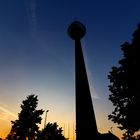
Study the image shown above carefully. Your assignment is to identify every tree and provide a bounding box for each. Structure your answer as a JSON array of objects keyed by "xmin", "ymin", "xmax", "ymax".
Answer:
[
  {"xmin": 6, "ymin": 94, "xmax": 44, "ymax": 140},
  {"xmin": 37, "ymin": 122, "xmax": 67, "ymax": 140},
  {"xmin": 108, "ymin": 23, "xmax": 140, "ymax": 139}
]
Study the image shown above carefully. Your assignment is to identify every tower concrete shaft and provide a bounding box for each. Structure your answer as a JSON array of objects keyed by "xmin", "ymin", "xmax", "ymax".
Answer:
[
  {"xmin": 75, "ymin": 39, "xmax": 98, "ymax": 140},
  {"xmin": 68, "ymin": 21, "xmax": 98, "ymax": 140}
]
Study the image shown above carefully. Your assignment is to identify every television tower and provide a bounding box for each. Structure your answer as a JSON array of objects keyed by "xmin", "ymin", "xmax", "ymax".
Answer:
[{"xmin": 68, "ymin": 21, "xmax": 98, "ymax": 140}]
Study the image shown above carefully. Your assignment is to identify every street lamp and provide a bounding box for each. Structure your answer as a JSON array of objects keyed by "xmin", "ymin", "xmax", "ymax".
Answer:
[{"xmin": 44, "ymin": 110, "xmax": 49, "ymax": 129}]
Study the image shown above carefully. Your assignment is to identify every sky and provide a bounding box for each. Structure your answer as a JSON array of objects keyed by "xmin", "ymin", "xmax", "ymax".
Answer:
[{"xmin": 0, "ymin": 0, "xmax": 140, "ymax": 139}]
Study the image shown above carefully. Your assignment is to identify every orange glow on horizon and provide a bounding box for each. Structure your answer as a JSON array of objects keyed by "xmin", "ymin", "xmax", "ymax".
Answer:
[
  {"xmin": 0, "ymin": 99, "xmax": 123, "ymax": 140},
  {"xmin": 0, "ymin": 121, "xmax": 11, "ymax": 139},
  {"xmin": 0, "ymin": 120, "xmax": 124, "ymax": 140},
  {"xmin": 0, "ymin": 102, "xmax": 124, "ymax": 140}
]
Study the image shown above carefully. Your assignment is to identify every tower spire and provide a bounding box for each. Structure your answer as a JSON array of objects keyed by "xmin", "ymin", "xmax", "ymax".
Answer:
[{"xmin": 68, "ymin": 21, "xmax": 98, "ymax": 140}]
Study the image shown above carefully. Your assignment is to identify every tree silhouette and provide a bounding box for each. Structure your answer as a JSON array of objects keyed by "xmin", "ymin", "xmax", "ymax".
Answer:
[
  {"xmin": 108, "ymin": 23, "xmax": 140, "ymax": 139},
  {"xmin": 6, "ymin": 94, "xmax": 44, "ymax": 140},
  {"xmin": 37, "ymin": 122, "xmax": 67, "ymax": 140}
]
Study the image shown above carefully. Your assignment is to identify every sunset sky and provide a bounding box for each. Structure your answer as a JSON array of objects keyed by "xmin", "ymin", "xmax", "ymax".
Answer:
[{"xmin": 0, "ymin": 0, "xmax": 140, "ymax": 139}]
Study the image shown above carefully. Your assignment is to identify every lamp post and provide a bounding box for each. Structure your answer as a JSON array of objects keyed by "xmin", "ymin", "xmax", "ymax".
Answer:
[{"xmin": 44, "ymin": 110, "xmax": 49, "ymax": 129}]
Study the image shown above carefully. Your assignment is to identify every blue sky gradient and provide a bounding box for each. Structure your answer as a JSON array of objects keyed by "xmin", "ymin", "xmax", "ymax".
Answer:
[{"xmin": 0, "ymin": 0, "xmax": 140, "ymax": 139}]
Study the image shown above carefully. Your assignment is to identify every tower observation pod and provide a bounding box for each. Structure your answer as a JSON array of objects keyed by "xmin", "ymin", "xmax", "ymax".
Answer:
[{"xmin": 68, "ymin": 21, "xmax": 98, "ymax": 140}]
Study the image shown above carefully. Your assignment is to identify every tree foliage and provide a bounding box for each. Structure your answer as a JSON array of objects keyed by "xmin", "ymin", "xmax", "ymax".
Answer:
[
  {"xmin": 37, "ymin": 122, "xmax": 67, "ymax": 140},
  {"xmin": 108, "ymin": 23, "xmax": 140, "ymax": 139},
  {"xmin": 6, "ymin": 94, "xmax": 44, "ymax": 140},
  {"xmin": 6, "ymin": 95, "xmax": 67, "ymax": 140}
]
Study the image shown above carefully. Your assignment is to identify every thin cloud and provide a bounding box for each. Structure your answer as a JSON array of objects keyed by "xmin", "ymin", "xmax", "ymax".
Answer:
[
  {"xmin": 82, "ymin": 40, "xmax": 100, "ymax": 99},
  {"xmin": 25, "ymin": 0, "xmax": 37, "ymax": 33},
  {"xmin": 0, "ymin": 106, "xmax": 16, "ymax": 118}
]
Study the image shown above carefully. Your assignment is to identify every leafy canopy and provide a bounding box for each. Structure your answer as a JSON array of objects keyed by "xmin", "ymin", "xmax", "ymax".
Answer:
[
  {"xmin": 37, "ymin": 122, "xmax": 67, "ymax": 140},
  {"xmin": 108, "ymin": 23, "xmax": 140, "ymax": 138},
  {"xmin": 7, "ymin": 94, "xmax": 44, "ymax": 140}
]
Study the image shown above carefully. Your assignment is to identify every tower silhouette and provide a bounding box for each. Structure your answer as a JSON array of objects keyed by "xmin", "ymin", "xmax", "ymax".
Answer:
[{"xmin": 68, "ymin": 21, "xmax": 98, "ymax": 140}]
